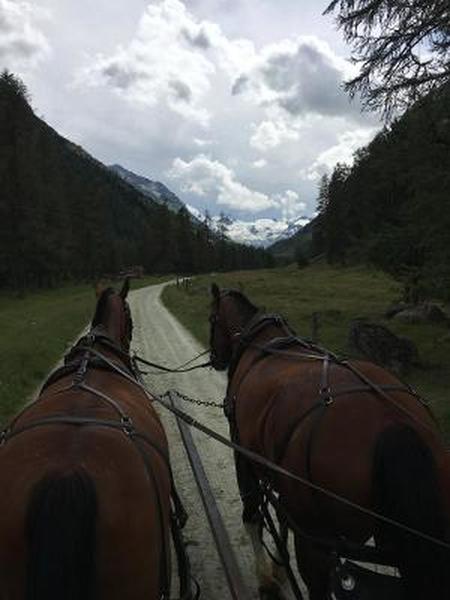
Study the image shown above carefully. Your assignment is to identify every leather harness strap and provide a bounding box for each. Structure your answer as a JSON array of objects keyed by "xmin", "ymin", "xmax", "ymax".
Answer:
[
  {"xmin": 0, "ymin": 331, "xmax": 177, "ymax": 600},
  {"xmin": 222, "ymin": 310, "xmax": 432, "ymax": 495}
]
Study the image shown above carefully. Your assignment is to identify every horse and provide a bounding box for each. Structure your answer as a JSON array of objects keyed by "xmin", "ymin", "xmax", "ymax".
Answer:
[
  {"xmin": 0, "ymin": 279, "xmax": 178, "ymax": 600},
  {"xmin": 208, "ymin": 284, "xmax": 450, "ymax": 600}
]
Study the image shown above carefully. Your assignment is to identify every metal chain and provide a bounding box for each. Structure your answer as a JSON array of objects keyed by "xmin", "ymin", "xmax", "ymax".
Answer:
[{"xmin": 162, "ymin": 389, "xmax": 224, "ymax": 410}]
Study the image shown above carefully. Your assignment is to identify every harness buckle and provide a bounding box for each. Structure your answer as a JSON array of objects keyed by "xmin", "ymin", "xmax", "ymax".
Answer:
[
  {"xmin": 121, "ymin": 415, "xmax": 134, "ymax": 436},
  {"xmin": 320, "ymin": 386, "xmax": 334, "ymax": 405},
  {"xmin": 0, "ymin": 428, "xmax": 9, "ymax": 447}
]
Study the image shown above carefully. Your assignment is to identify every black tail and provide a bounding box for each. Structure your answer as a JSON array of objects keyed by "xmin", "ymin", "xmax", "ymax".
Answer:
[
  {"xmin": 26, "ymin": 469, "xmax": 97, "ymax": 600},
  {"xmin": 373, "ymin": 424, "xmax": 450, "ymax": 599}
]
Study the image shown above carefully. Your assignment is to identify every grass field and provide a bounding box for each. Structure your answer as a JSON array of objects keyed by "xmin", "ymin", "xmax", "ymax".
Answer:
[
  {"xmin": 0, "ymin": 276, "xmax": 169, "ymax": 426},
  {"xmin": 162, "ymin": 264, "xmax": 450, "ymax": 439}
]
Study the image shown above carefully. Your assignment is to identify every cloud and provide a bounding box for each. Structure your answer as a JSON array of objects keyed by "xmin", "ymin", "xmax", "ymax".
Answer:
[
  {"xmin": 167, "ymin": 154, "xmax": 278, "ymax": 211},
  {"xmin": 43, "ymin": 0, "xmax": 380, "ymax": 226},
  {"xmin": 275, "ymin": 189, "xmax": 306, "ymax": 220},
  {"xmin": 300, "ymin": 128, "xmax": 377, "ymax": 180},
  {"xmin": 181, "ymin": 25, "xmax": 211, "ymax": 49},
  {"xmin": 252, "ymin": 158, "xmax": 267, "ymax": 168},
  {"xmin": 193, "ymin": 137, "xmax": 213, "ymax": 147},
  {"xmin": 232, "ymin": 36, "xmax": 361, "ymax": 121},
  {"xmin": 169, "ymin": 79, "xmax": 193, "ymax": 102},
  {"xmin": 0, "ymin": 0, "xmax": 50, "ymax": 68},
  {"xmin": 78, "ymin": 0, "xmax": 216, "ymax": 124},
  {"xmin": 250, "ymin": 118, "xmax": 299, "ymax": 151},
  {"xmin": 168, "ymin": 153, "xmax": 309, "ymax": 219}
]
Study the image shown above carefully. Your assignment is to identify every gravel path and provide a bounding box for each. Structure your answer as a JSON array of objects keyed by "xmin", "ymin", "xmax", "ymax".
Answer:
[
  {"xmin": 129, "ymin": 283, "xmax": 308, "ymax": 599},
  {"xmin": 129, "ymin": 282, "xmax": 261, "ymax": 599}
]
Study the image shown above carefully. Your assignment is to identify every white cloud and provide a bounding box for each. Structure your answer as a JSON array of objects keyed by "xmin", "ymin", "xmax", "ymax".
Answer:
[
  {"xmin": 193, "ymin": 137, "xmax": 213, "ymax": 147},
  {"xmin": 76, "ymin": 0, "xmax": 258, "ymax": 126},
  {"xmin": 250, "ymin": 118, "xmax": 299, "ymax": 151},
  {"xmin": 252, "ymin": 158, "xmax": 267, "ymax": 168},
  {"xmin": 77, "ymin": 0, "xmax": 217, "ymax": 124},
  {"xmin": 274, "ymin": 189, "xmax": 306, "ymax": 220},
  {"xmin": 168, "ymin": 153, "xmax": 310, "ymax": 220},
  {"xmin": 300, "ymin": 128, "xmax": 377, "ymax": 180},
  {"xmin": 27, "ymin": 0, "xmax": 381, "ymax": 229},
  {"xmin": 0, "ymin": 0, "xmax": 50, "ymax": 69},
  {"xmin": 167, "ymin": 154, "xmax": 277, "ymax": 211}
]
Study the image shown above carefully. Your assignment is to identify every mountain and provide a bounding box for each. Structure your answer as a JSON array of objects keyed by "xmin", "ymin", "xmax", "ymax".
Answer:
[
  {"xmin": 110, "ymin": 164, "xmax": 310, "ymax": 249},
  {"xmin": 224, "ymin": 216, "xmax": 310, "ymax": 248},
  {"xmin": 109, "ymin": 164, "xmax": 186, "ymax": 213},
  {"xmin": 269, "ymin": 218, "xmax": 316, "ymax": 259},
  {"xmin": 0, "ymin": 71, "xmax": 273, "ymax": 289},
  {"xmin": 186, "ymin": 204, "xmax": 310, "ymax": 248}
]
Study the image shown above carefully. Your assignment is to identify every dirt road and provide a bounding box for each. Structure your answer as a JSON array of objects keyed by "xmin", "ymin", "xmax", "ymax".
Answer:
[{"xmin": 129, "ymin": 282, "xmax": 263, "ymax": 599}]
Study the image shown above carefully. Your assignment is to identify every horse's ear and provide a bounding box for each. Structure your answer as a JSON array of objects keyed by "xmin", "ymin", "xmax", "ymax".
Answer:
[
  {"xmin": 95, "ymin": 281, "xmax": 106, "ymax": 298},
  {"xmin": 211, "ymin": 283, "xmax": 220, "ymax": 300},
  {"xmin": 120, "ymin": 277, "xmax": 130, "ymax": 300}
]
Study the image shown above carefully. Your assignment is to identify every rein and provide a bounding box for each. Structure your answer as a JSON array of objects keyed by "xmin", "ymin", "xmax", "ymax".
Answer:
[
  {"xmin": 5, "ymin": 325, "xmax": 450, "ymax": 568},
  {"xmin": 78, "ymin": 334, "xmax": 212, "ymax": 374},
  {"xmin": 133, "ymin": 350, "xmax": 212, "ymax": 374},
  {"xmin": 6, "ymin": 334, "xmax": 450, "ymax": 556},
  {"xmin": 154, "ymin": 390, "xmax": 450, "ymax": 555}
]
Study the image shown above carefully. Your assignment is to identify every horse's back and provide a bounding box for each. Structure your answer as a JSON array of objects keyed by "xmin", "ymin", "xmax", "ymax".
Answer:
[
  {"xmin": 234, "ymin": 354, "xmax": 443, "ymax": 532},
  {"xmin": 0, "ymin": 374, "xmax": 171, "ymax": 599}
]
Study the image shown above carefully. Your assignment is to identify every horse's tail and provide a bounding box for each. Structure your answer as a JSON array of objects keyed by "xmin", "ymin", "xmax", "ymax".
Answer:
[
  {"xmin": 26, "ymin": 469, "xmax": 97, "ymax": 600},
  {"xmin": 373, "ymin": 424, "xmax": 450, "ymax": 599}
]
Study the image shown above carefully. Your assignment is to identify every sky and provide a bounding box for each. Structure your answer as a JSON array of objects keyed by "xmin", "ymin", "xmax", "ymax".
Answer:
[{"xmin": 0, "ymin": 0, "xmax": 381, "ymax": 225}]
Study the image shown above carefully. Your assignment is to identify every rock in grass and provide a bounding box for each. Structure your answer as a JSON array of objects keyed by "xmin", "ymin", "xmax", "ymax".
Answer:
[
  {"xmin": 349, "ymin": 319, "xmax": 419, "ymax": 373},
  {"xmin": 386, "ymin": 302, "xmax": 448, "ymax": 324}
]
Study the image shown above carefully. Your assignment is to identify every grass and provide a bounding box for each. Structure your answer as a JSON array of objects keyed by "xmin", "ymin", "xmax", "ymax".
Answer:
[
  {"xmin": 0, "ymin": 275, "xmax": 169, "ymax": 426},
  {"xmin": 162, "ymin": 263, "xmax": 450, "ymax": 439}
]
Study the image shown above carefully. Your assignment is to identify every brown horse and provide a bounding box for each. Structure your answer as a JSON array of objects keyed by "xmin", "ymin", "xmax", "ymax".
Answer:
[
  {"xmin": 209, "ymin": 284, "xmax": 450, "ymax": 600},
  {"xmin": 0, "ymin": 280, "xmax": 175, "ymax": 600}
]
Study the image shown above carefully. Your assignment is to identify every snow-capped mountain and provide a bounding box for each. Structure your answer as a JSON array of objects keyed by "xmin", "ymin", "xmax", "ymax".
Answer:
[
  {"xmin": 109, "ymin": 164, "xmax": 185, "ymax": 213},
  {"xmin": 187, "ymin": 205, "xmax": 310, "ymax": 247},
  {"xmin": 110, "ymin": 164, "xmax": 310, "ymax": 247}
]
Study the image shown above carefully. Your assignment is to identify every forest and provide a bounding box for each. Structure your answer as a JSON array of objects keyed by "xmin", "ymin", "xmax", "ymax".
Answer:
[
  {"xmin": 312, "ymin": 82, "xmax": 450, "ymax": 300},
  {"xmin": 0, "ymin": 71, "xmax": 273, "ymax": 291}
]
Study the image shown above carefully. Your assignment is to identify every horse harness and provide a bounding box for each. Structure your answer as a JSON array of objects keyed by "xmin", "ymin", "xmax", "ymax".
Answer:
[
  {"xmin": 222, "ymin": 309, "xmax": 432, "ymax": 489},
  {"xmin": 0, "ymin": 328, "xmax": 190, "ymax": 600}
]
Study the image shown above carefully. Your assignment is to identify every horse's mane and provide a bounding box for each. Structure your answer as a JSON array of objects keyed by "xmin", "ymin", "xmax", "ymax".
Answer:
[
  {"xmin": 224, "ymin": 289, "xmax": 258, "ymax": 318},
  {"xmin": 92, "ymin": 288, "xmax": 115, "ymax": 327}
]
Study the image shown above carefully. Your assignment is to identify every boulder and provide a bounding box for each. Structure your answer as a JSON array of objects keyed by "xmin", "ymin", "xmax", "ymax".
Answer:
[
  {"xmin": 349, "ymin": 319, "xmax": 419, "ymax": 373},
  {"xmin": 384, "ymin": 302, "xmax": 414, "ymax": 319},
  {"xmin": 392, "ymin": 302, "xmax": 448, "ymax": 324}
]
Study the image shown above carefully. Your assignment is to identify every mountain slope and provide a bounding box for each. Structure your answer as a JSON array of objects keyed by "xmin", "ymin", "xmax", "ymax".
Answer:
[
  {"xmin": 109, "ymin": 164, "xmax": 186, "ymax": 213},
  {"xmin": 0, "ymin": 72, "xmax": 272, "ymax": 289},
  {"xmin": 269, "ymin": 218, "xmax": 316, "ymax": 259}
]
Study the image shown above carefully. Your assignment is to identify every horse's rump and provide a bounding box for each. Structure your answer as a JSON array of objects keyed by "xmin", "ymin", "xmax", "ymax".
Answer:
[
  {"xmin": 233, "ymin": 355, "xmax": 440, "ymax": 534},
  {"xmin": 0, "ymin": 372, "xmax": 172, "ymax": 600}
]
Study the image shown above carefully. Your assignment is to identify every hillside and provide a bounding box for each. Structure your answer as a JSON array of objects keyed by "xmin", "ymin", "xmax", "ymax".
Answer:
[
  {"xmin": 0, "ymin": 72, "xmax": 272, "ymax": 290},
  {"xmin": 109, "ymin": 164, "xmax": 187, "ymax": 214},
  {"xmin": 313, "ymin": 82, "xmax": 450, "ymax": 299},
  {"xmin": 269, "ymin": 218, "xmax": 315, "ymax": 259}
]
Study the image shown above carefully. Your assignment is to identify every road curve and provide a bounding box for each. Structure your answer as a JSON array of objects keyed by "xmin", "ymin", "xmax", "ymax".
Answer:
[{"xmin": 129, "ymin": 282, "xmax": 262, "ymax": 599}]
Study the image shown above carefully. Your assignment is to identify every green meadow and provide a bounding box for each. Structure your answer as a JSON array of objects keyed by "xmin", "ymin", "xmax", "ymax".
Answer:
[
  {"xmin": 0, "ymin": 276, "xmax": 168, "ymax": 426},
  {"xmin": 162, "ymin": 264, "xmax": 450, "ymax": 440}
]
